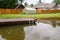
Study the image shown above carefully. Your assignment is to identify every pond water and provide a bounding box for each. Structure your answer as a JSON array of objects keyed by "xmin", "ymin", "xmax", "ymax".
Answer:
[
  {"xmin": 0, "ymin": 20, "xmax": 60, "ymax": 40},
  {"xmin": 0, "ymin": 25, "xmax": 26, "ymax": 40}
]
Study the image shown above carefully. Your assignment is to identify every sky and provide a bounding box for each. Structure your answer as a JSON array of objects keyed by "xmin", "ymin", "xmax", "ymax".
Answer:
[
  {"xmin": 23, "ymin": 0, "xmax": 39, "ymax": 5},
  {"xmin": 41, "ymin": 0, "xmax": 53, "ymax": 3},
  {"xmin": 18, "ymin": 0, "xmax": 53, "ymax": 5}
]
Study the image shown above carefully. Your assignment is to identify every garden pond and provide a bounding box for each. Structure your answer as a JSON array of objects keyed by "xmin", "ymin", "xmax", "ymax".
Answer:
[{"xmin": 0, "ymin": 20, "xmax": 60, "ymax": 40}]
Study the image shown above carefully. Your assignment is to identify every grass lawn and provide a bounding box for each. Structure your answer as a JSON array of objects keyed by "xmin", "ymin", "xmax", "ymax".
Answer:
[{"xmin": 0, "ymin": 13, "xmax": 60, "ymax": 19}]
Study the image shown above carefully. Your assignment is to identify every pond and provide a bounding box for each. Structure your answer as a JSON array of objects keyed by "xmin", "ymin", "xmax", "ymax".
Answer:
[{"xmin": 0, "ymin": 20, "xmax": 60, "ymax": 40}]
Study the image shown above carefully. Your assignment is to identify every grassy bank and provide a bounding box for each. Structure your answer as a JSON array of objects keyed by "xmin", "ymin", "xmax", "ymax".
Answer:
[{"xmin": 0, "ymin": 13, "xmax": 60, "ymax": 19}]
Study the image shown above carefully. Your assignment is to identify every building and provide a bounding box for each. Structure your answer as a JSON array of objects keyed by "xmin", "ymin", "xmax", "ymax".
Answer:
[
  {"xmin": 34, "ymin": 2, "xmax": 55, "ymax": 10},
  {"xmin": 23, "ymin": 7, "xmax": 36, "ymax": 13},
  {"xmin": 15, "ymin": 4, "xmax": 25, "ymax": 9},
  {"xmin": 34, "ymin": 2, "xmax": 60, "ymax": 13}
]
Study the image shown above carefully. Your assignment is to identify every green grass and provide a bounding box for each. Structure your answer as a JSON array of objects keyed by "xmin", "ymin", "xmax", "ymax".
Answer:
[{"xmin": 0, "ymin": 13, "xmax": 60, "ymax": 19}]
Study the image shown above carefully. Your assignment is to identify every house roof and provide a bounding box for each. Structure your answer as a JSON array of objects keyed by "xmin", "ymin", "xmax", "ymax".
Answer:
[
  {"xmin": 34, "ymin": 3, "xmax": 55, "ymax": 9},
  {"xmin": 15, "ymin": 4, "xmax": 25, "ymax": 9},
  {"xmin": 44, "ymin": 3, "xmax": 55, "ymax": 9}
]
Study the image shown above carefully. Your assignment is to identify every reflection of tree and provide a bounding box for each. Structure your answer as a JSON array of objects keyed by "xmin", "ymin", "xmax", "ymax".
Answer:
[{"xmin": 52, "ymin": 20, "xmax": 56, "ymax": 27}]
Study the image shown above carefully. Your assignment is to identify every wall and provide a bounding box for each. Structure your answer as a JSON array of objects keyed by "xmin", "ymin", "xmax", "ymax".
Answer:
[
  {"xmin": 36, "ymin": 9, "xmax": 60, "ymax": 14},
  {"xmin": 23, "ymin": 8, "xmax": 36, "ymax": 13},
  {"xmin": 0, "ymin": 9, "xmax": 23, "ymax": 14}
]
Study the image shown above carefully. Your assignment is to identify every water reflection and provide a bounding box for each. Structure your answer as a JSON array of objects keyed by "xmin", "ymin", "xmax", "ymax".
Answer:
[
  {"xmin": 0, "ymin": 35, "xmax": 6, "ymax": 40},
  {"xmin": 53, "ymin": 27, "xmax": 60, "ymax": 40},
  {"xmin": 0, "ymin": 25, "xmax": 26, "ymax": 40},
  {"xmin": 0, "ymin": 20, "xmax": 60, "ymax": 40},
  {"xmin": 24, "ymin": 22, "xmax": 60, "ymax": 40},
  {"xmin": 24, "ymin": 22, "xmax": 54, "ymax": 40}
]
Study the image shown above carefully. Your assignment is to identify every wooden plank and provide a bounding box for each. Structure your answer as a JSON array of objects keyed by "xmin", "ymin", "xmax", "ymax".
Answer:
[
  {"xmin": 0, "ymin": 18, "xmax": 35, "ymax": 22},
  {"xmin": 0, "ymin": 18, "xmax": 36, "ymax": 25}
]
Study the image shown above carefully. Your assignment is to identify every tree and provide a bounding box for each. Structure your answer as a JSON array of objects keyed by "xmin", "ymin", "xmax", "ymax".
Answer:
[
  {"xmin": 24, "ymin": 2, "xmax": 28, "ymax": 7},
  {"xmin": 0, "ymin": 0, "xmax": 17, "ymax": 8},
  {"xmin": 30, "ymin": 4, "xmax": 34, "ymax": 7},
  {"xmin": 7, "ymin": 0, "xmax": 17, "ymax": 8},
  {"xmin": 0, "ymin": 0, "xmax": 4, "ymax": 8},
  {"xmin": 53, "ymin": 0, "xmax": 60, "ymax": 9},
  {"xmin": 53, "ymin": 0, "xmax": 60, "ymax": 4},
  {"xmin": 39, "ymin": 0, "xmax": 42, "ymax": 3},
  {"xmin": 19, "ymin": 0, "xmax": 24, "ymax": 4}
]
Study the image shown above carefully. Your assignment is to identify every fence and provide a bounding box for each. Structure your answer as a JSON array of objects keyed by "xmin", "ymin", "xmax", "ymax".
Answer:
[
  {"xmin": 0, "ymin": 9, "xmax": 23, "ymax": 14},
  {"xmin": 36, "ymin": 9, "xmax": 60, "ymax": 14}
]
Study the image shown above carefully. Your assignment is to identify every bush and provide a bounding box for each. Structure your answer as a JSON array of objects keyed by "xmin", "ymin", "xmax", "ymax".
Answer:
[{"xmin": 20, "ymin": 12, "xmax": 28, "ymax": 14}]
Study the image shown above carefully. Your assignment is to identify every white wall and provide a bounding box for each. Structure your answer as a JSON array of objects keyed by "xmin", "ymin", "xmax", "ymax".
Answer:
[{"xmin": 23, "ymin": 7, "xmax": 36, "ymax": 13}]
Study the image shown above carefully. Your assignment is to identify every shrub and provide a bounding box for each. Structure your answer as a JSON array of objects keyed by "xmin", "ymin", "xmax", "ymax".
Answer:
[{"xmin": 20, "ymin": 12, "xmax": 28, "ymax": 14}]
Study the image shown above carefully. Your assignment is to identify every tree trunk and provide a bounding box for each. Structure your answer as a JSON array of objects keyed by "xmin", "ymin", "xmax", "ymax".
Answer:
[{"xmin": 54, "ymin": 3, "xmax": 58, "ymax": 9}]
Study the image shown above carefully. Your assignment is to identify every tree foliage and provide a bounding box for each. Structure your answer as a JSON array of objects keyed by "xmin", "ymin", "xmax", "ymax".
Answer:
[
  {"xmin": 39, "ymin": 0, "xmax": 42, "ymax": 3},
  {"xmin": 19, "ymin": 0, "xmax": 24, "ymax": 4},
  {"xmin": 53, "ymin": 0, "xmax": 60, "ymax": 9},
  {"xmin": 53, "ymin": 0, "xmax": 60, "ymax": 4},
  {"xmin": 30, "ymin": 4, "xmax": 34, "ymax": 7},
  {"xmin": 0, "ymin": 0, "xmax": 17, "ymax": 8},
  {"xmin": 24, "ymin": 2, "xmax": 28, "ymax": 7}
]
